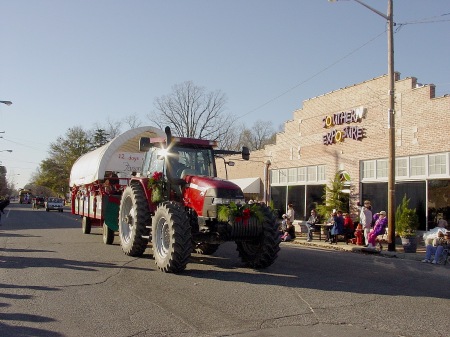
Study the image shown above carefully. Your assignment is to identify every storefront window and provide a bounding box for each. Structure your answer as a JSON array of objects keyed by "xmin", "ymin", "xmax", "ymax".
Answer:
[
  {"xmin": 271, "ymin": 170, "xmax": 279, "ymax": 184},
  {"xmin": 288, "ymin": 168, "xmax": 297, "ymax": 183},
  {"xmin": 307, "ymin": 166, "xmax": 316, "ymax": 182},
  {"xmin": 271, "ymin": 186, "xmax": 286, "ymax": 219},
  {"xmin": 376, "ymin": 159, "xmax": 388, "ymax": 178},
  {"xmin": 279, "ymin": 169, "xmax": 287, "ymax": 183},
  {"xmin": 288, "ymin": 185, "xmax": 305, "ymax": 220},
  {"xmin": 429, "ymin": 154, "xmax": 447, "ymax": 175},
  {"xmin": 362, "ymin": 160, "xmax": 375, "ymax": 179},
  {"xmin": 396, "ymin": 158, "xmax": 408, "ymax": 177},
  {"xmin": 428, "ymin": 179, "xmax": 450, "ymax": 229},
  {"xmin": 318, "ymin": 165, "xmax": 326, "ymax": 181},
  {"xmin": 410, "ymin": 156, "xmax": 425, "ymax": 176},
  {"xmin": 297, "ymin": 167, "xmax": 306, "ymax": 182},
  {"xmin": 306, "ymin": 185, "xmax": 326, "ymax": 219}
]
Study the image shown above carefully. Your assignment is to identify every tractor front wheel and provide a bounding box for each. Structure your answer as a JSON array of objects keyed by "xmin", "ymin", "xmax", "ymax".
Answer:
[
  {"xmin": 152, "ymin": 202, "xmax": 192, "ymax": 273},
  {"xmin": 236, "ymin": 205, "xmax": 280, "ymax": 269}
]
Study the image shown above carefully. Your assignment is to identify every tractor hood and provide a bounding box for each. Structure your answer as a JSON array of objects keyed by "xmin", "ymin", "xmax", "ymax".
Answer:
[
  {"xmin": 183, "ymin": 175, "xmax": 245, "ymax": 217},
  {"xmin": 185, "ymin": 175, "xmax": 244, "ymax": 197}
]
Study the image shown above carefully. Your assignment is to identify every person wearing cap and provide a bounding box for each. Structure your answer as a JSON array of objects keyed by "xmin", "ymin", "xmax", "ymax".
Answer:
[
  {"xmin": 357, "ymin": 200, "xmax": 373, "ymax": 246},
  {"xmin": 325, "ymin": 209, "xmax": 338, "ymax": 243},
  {"xmin": 366, "ymin": 211, "xmax": 388, "ymax": 249},
  {"xmin": 422, "ymin": 231, "xmax": 449, "ymax": 264},
  {"xmin": 305, "ymin": 209, "xmax": 320, "ymax": 242},
  {"xmin": 280, "ymin": 214, "xmax": 288, "ymax": 232}
]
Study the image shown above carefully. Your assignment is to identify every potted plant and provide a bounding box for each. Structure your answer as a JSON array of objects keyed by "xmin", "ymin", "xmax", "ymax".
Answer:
[{"xmin": 395, "ymin": 195, "xmax": 420, "ymax": 253}]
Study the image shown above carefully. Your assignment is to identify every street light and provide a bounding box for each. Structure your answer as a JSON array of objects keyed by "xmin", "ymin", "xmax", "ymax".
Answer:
[
  {"xmin": 0, "ymin": 150, "xmax": 13, "ymax": 153},
  {"xmin": 0, "ymin": 100, "xmax": 13, "ymax": 106},
  {"xmin": 329, "ymin": 0, "xmax": 396, "ymax": 251}
]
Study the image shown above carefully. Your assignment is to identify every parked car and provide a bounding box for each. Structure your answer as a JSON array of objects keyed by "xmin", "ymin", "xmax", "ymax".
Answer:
[
  {"xmin": 45, "ymin": 197, "xmax": 64, "ymax": 212},
  {"xmin": 32, "ymin": 197, "xmax": 46, "ymax": 210}
]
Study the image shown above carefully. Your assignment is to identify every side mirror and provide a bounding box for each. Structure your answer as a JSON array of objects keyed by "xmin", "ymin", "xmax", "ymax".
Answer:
[
  {"xmin": 242, "ymin": 146, "xmax": 250, "ymax": 161},
  {"xmin": 139, "ymin": 137, "xmax": 152, "ymax": 152}
]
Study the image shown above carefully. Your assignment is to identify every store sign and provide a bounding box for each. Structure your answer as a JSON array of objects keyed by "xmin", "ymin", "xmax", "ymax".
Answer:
[{"xmin": 322, "ymin": 107, "xmax": 366, "ymax": 145}]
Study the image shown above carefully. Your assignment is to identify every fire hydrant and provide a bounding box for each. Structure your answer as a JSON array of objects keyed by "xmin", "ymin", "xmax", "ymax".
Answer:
[{"xmin": 355, "ymin": 224, "xmax": 364, "ymax": 246}]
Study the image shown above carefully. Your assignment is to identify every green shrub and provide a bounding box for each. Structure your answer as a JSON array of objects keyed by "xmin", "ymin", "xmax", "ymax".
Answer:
[{"xmin": 395, "ymin": 195, "xmax": 419, "ymax": 237}]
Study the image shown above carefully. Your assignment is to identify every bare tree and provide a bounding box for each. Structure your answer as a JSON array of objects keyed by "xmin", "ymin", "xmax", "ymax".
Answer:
[
  {"xmin": 233, "ymin": 121, "xmax": 275, "ymax": 151},
  {"xmin": 92, "ymin": 118, "xmax": 122, "ymax": 140},
  {"xmin": 123, "ymin": 114, "xmax": 142, "ymax": 129},
  {"xmin": 148, "ymin": 81, "xmax": 236, "ymax": 143},
  {"xmin": 252, "ymin": 120, "xmax": 275, "ymax": 150}
]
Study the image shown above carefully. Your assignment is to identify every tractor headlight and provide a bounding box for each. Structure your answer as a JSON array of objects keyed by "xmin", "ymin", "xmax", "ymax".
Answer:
[{"xmin": 211, "ymin": 198, "xmax": 245, "ymax": 205}]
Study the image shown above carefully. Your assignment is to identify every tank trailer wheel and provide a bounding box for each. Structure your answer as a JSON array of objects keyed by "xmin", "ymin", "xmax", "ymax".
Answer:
[
  {"xmin": 103, "ymin": 222, "xmax": 115, "ymax": 245},
  {"xmin": 152, "ymin": 202, "xmax": 192, "ymax": 273},
  {"xmin": 82, "ymin": 216, "xmax": 91, "ymax": 234},
  {"xmin": 118, "ymin": 184, "xmax": 151, "ymax": 256},
  {"xmin": 236, "ymin": 204, "xmax": 281, "ymax": 269}
]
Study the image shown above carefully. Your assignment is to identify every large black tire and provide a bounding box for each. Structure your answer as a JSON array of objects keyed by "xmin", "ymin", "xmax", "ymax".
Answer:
[
  {"xmin": 194, "ymin": 242, "xmax": 220, "ymax": 255},
  {"xmin": 103, "ymin": 222, "xmax": 115, "ymax": 245},
  {"xmin": 82, "ymin": 216, "xmax": 91, "ymax": 234},
  {"xmin": 235, "ymin": 204, "xmax": 281, "ymax": 269},
  {"xmin": 152, "ymin": 202, "xmax": 192, "ymax": 273},
  {"xmin": 118, "ymin": 184, "xmax": 151, "ymax": 256}
]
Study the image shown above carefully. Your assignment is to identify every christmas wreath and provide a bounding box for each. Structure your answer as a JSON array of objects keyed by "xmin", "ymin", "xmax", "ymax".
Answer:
[
  {"xmin": 147, "ymin": 171, "xmax": 165, "ymax": 203},
  {"xmin": 217, "ymin": 202, "xmax": 264, "ymax": 224}
]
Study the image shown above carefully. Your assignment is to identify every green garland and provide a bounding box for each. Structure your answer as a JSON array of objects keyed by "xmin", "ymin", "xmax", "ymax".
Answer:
[{"xmin": 217, "ymin": 202, "xmax": 264, "ymax": 223}]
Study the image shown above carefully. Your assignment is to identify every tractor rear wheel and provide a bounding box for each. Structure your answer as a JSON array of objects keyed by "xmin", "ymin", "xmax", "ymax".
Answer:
[
  {"xmin": 82, "ymin": 216, "xmax": 91, "ymax": 234},
  {"xmin": 103, "ymin": 222, "xmax": 115, "ymax": 245},
  {"xmin": 236, "ymin": 204, "xmax": 280, "ymax": 268},
  {"xmin": 119, "ymin": 184, "xmax": 151, "ymax": 256},
  {"xmin": 152, "ymin": 202, "xmax": 192, "ymax": 273}
]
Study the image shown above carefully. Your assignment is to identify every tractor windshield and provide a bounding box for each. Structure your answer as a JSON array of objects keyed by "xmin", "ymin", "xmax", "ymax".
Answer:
[{"xmin": 167, "ymin": 146, "xmax": 215, "ymax": 179}]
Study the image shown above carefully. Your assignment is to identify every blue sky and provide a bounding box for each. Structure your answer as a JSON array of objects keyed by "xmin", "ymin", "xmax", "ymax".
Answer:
[{"xmin": 1, "ymin": 0, "xmax": 449, "ymax": 190}]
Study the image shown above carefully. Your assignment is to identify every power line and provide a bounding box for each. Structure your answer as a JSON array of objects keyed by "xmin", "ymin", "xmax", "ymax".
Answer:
[{"xmin": 236, "ymin": 29, "xmax": 387, "ymax": 121}]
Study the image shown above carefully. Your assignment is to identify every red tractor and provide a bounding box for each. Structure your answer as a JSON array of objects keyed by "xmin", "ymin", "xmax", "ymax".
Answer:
[{"xmin": 118, "ymin": 127, "xmax": 280, "ymax": 273}]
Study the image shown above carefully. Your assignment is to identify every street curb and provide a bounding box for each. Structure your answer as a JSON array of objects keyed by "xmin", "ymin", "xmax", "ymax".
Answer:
[{"xmin": 288, "ymin": 238, "xmax": 425, "ymax": 262}]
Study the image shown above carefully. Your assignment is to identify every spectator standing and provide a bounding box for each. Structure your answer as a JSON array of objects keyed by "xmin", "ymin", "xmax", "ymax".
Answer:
[
  {"xmin": 358, "ymin": 200, "xmax": 373, "ymax": 246},
  {"xmin": 305, "ymin": 209, "xmax": 320, "ymax": 242},
  {"xmin": 343, "ymin": 212, "xmax": 355, "ymax": 243},
  {"xmin": 329, "ymin": 210, "xmax": 344, "ymax": 244},
  {"xmin": 286, "ymin": 203, "xmax": 295, "ymax": 227}
]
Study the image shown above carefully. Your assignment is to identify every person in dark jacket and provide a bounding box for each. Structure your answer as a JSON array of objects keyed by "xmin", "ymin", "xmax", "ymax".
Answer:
[{"xmin": 0, "ymin": 196, "xmax": 10, "ymax": 225}]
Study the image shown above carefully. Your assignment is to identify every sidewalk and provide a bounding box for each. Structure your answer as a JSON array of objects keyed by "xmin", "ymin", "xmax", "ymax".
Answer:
[{"xmin": 287, "ymin": 233, "xmax": 427, "ymax": 262}]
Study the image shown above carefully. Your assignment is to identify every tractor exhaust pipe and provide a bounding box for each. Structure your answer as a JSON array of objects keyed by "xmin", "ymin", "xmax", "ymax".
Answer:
[{"xmin": 165, "ymin": 126, "xmax": 172, "ymax": 146}]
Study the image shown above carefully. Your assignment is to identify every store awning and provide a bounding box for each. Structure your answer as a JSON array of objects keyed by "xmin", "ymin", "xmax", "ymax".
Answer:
[{"xmin": 229, "ymin": 177, "xmax": 261, "ymax": 194}]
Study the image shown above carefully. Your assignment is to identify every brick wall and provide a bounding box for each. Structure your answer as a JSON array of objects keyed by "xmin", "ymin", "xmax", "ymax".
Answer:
[{"xmin": 217, "ymin": 74, "xmax": 450, "ymax": 203}]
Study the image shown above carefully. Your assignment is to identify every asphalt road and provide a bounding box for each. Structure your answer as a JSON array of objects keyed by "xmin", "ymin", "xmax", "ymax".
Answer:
[{"xmin": 1, "ymin": 202, "xmax": 449, "ymax": 337}]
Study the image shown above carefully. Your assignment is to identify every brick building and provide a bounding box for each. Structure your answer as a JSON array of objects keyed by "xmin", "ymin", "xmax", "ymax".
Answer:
[{"xmin": 219, "ymin": 74, "xmax": 450, "ymax": 230}]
